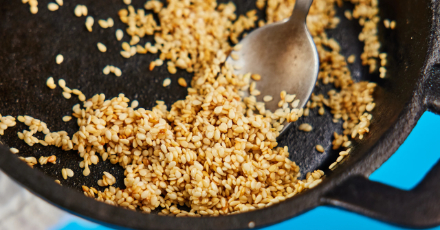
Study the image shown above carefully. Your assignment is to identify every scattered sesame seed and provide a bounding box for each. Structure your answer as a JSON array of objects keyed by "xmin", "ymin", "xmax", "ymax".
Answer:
[
  {"xmin": 47, "ymin": 2, "xmax": 59, "ymax": 11},
  {"xmin": 298, "ymin": 123, "xmax": 313, "ymax": 132},
  {"xmin": 85, "ymin": 16, "xmax": 94, "ymax": 32},
  {"xmin": 178, "ymin": 78, "xmax": 187, "ymax": 87},
  {"xmin": 116, "ymin": 29, "xmax": 124, "ymax": 41},
  {"xmin": 56, "ymin": 54, "xmax": 64, "ymax": 64},
  {"xmin": 103, "ymin": 65, "xmax": 111, "ymax": 75},
  {"xmin": 163, "ymin": 78, "xmax": 171, "ymax": 87},
  {"xmin": 384, "ymin": 19, "xmax": 390, "ymax": 28},
  {"xmin": 55, "ymin": 0, "xmax": 63, "ymax": 6},
  {"xmin": 123, "ymin": 0, "xmax": 131, "ymax": 5},
  {"xmin": 81, "ymin": 5, "xmax": 88, "ymax": 16},
  {"xmin": 58, "ymin": 79, "xmax": 66, "ymax": 88},
  {"xmin": 30, "ymin": 6, "xmax": 38, "ymax": 14},
  {"xmin": 10, "ymin": 147, "xmax": 19, "ymax": 154},
  {"xmin": 62, "ymin": 116, "xmax": 72, "ymax": 122},
  {"xmin": 231, "ymin": 53, "xmax": 239, "ymax": 60},
  {"xmin": 316, "ymin": 145, "xmax": 324, "ymax": 153},
  {"xmin": 107, "ymin": 18, "xmax": 114, "ymax": 27},
  {"xmin": 74, "ymin": 5, "xmax": 82, "ymax": 17},
  {"xmin": 131, "ymin": 100, "xmax": 139, "ymax": 108},
  {"xmin": 62, "ymin": 91, "xmax": 71, "ymax": 99},
  {"xmin": 46, "ymin": 77, "xmax": 56, "ymax": 89},
  {"xmin": 263, "ymin": 95, "xmax": 273, "ymax": 102},
  {"xmin": 347, "ymin": 54, "xmax": 356, "ymax": 64},
  {"xmin": 113, "ymin": 67, "xmax": 122, "ymax": 77},
  {"xmin": 98, "ymin": 19, "xmax": 109, "ymax": 28},
  {"xmin": 97, "ymin": 42, "xmax": 107, "ymax": 52},
  {"xmin": 390, "ymin": 20, "xmax": 396, "ymax": 29},
  {"xmin": 251, "ymin": 74, "xmax": 261, "ymax": 81}
]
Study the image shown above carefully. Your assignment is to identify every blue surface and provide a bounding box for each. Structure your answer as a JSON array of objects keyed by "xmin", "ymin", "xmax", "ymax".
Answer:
[{"xmin": 57, "ymin": 111, "xmax": 440, "ymax": 230}]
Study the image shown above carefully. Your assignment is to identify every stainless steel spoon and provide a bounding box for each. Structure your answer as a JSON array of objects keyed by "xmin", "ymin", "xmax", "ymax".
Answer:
[{"xmin": 226, "ymin": 0, "xmax": 319, "ymax": 132}]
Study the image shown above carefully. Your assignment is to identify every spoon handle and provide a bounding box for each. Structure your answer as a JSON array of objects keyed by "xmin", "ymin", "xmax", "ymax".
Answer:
[{"xmin": 290, "ymin": 0, "xmax": 313, "ymax": 22}]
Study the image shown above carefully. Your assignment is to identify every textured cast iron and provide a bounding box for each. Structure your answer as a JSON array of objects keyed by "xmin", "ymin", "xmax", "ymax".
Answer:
[{"xmin": 0, "ymin": 0, "xmax": 439, "ymax": 229}]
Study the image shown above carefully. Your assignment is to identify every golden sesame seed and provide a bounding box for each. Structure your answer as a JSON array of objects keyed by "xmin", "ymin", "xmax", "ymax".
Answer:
[
  {"xmin": 316, "ymin": 145, "xmax": 324, "ymax": 153},
  {"xmin": 47, "ymin": 2, "xmax": 59, "ymax": 11},
  {"xmin": 103, "ymin": 65, "xmax": 111, "ymax": 75},
  {"xmin": 97, "ymin": 42, "xmax": 107, "ymax": 52},
  {"xmin": 58, "ymin": 79, "xmax": 66, "ymax": 88},
  {"xmin": 10, "ymin": 147, "xmax": 19, "ymax": 154},
  {"xmin": 251, "ymin": 74, "xmax": 261, "ymax": 81},
  {"xmin": 46, "ymin": 77, "xmax": 56, "ymax": 89},
  {"xmin": 55, "ymin": 0, "xmax": 63, "ymax": 6},
  {"xmin": 74, "ymin": 5, "xmax": 82, "ymax": 17},
  {"xmin": 98, "ymin": 19, "xmax": 109, "ymax": 28},
  {"xmin": 62, "ymin": 116, "xmax": 72, "ymax": 122},
  {"xmin": 62, "ymin": 92, "xmax": 71, "ymax": 99},
  {"xmin": 263, "ymin": 95, "xmax": 273, "ymax": 102},
  {"xmin": 390, "ymin": 20, "xmax": 396, "ymax": 29},
  {"xmin": 178, "ymin": 78, "xmax": 187, "ymax": 87},
  {"xmin": 116, "ymin": 29, "xmax": 124, "ymax": 41},
  {"xmin": 163, "ymin": 78, "xmax": 171, "ymax": 87},
  {"xmin": 56, "ymin": 54, "xmax": 64, "ymax": 64},
  {"xmin": 347, "ymin": 54, "xmax": 356, "ymax": 64}
]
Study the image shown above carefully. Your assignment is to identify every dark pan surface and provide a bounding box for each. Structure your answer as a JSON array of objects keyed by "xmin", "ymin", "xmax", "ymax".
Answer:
[{"xmin": 0, "ymin": 0, "xmax": 435, "ymax": 229}]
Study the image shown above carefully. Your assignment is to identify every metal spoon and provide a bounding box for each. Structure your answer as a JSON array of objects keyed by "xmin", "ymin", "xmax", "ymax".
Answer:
[{"xmin": 226, "ymin": 0, "xmax": 319, "ymax": 132}]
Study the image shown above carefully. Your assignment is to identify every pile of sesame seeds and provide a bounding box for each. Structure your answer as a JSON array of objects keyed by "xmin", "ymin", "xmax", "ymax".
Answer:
[{"xmin": 3, "ymin": 0, "xmax": 390, "ymax": 217}]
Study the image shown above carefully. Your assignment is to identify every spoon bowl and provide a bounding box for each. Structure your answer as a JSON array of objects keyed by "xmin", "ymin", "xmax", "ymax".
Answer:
[{"xmin": 226, "ymin": 0, "xmax": 319, "ymax": 132}]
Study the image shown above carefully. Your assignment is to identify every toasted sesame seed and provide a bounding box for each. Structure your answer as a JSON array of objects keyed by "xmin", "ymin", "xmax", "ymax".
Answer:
[
  {"xmin": 291, "ymin": 99, "xmax": 300, "ymax": 108},
  {"xmin": 116, "ymin": 29, "xmax": 124, "ymax": 41},
  {"xmin": 55, "ymin": 180, "xmax": 61, "ymax": 185},
  {"xmin": 97, "ymin": 42, "xmax": 107, "ymax": 52},
  {"xmin": 390, "ymin": 20, "xmax": 396, "ymax": 29},
  {"xmin": 384, "ymin": 19, "xmax": 390, "ymax": 28},
  {"xmin": 62, "ymin": 116, "xmax": 72, "ymax": 122},
  {"xmin": 163, "ymin": 78, "xmax": 171, "ymax": 87},
  {"xmin": 10, "ymin": 147, "xmax": 19, "ymax": 154},
  {"xmin": 344, "ymin": 10, "xmax": 352, "ymax": 20},
  {"xmin": 103, "ymin": 65, "xmax": 111, "ymax": 75},
  {"xmin": 48, "ymin": 2, "xmax": 59, "ymax": 11},
  {"xmin": 123, "ymin": 0, "xmax": 131, "ymax": 4},
  {"xmin": 46, "ymin": 77, "xmax": 56, "ymax": 89},
  {"xmin": 107, "ymin": 18, "xmax": 114, "ymax": 27},
  {"xmin": 78, "ymin": 94, "xmax": 86, "ymax": 101},
  {"xmin": 58, "ymin": 79, "xmax": 66, "ymax": 88},
  {"xmin": 55, "ymin": 0, "xmax": 63, "ymax": 6},
  {"xmin": 99, "ymin": 19, "xmax": 109, "ymax": 28},
  {"xmin": 248, "ymin": 221, "xmax": 255, "ymax": 229},
  {"xmin": 74, "ymin": 5, "xmax": 82, "ymax": 17},
  {"xmin": 263, "ymin": 95, "xmax": 273, "ymax": 102},
  {"xmin": 85, "ymin": 16, "xmax": 94, "ymax": 32},
  {"xmin": 316, "ymin": 145, "xmax": 324, "ymax": 153},
  {"xmin": 233, "ymin": 44, "xmax": 243, "ymax": 51},
  {"xmin": 81, "ymin": 5, "xmax": 88, "ymax": 16},
  {"xmin": 231, "ymin": 53, "xmax": 239, "ymax": 60},
  {"xmin": 113, "ymin": 67, "xmax": 122, "ymax": 77},
  {"xmin": 178, "ymin": 78, "xmax": 187, "ymax": 87},
  {"xmin": 66, "ymin": 168, "xmax": 74, "ymax": 177},
  {"xmin": 61, "ymin": 168, "xmax": 67, "ymax": 179},
  {"xmin": 56, "ymin": 54, "xmax": 64, "ymax": 64},
  {"xmin": 251, "ymin": 74, "xmax": 261, "ymax": 81},
  {"xmin": 62, "ymin": 92, "xmax": 71, "ymax": 99},
  {"xmin": 30, "ymin": 6, "xmax": 38, "ymax": 14},
  {"xmin": 298, "ymin": 123, "xmax": 313, "ymax": 132},
  {"xmin": 347, "ymin": 54, "xmax": 356, "ymax": 64},
  {"xmin": 131, "ymin": 100, "xmax": 139, "ymax": 108}
]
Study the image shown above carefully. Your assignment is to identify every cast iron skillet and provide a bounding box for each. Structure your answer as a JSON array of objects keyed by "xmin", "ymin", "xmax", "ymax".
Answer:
[{"xmin": 1, "ymin": 0, "xmax": 440, "ymax": 229}]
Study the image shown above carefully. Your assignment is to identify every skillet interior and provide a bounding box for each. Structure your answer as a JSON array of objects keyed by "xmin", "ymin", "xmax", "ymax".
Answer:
[{"xmin": 0, "ymin": 0, "xmax": 433, "ymax": 229}]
